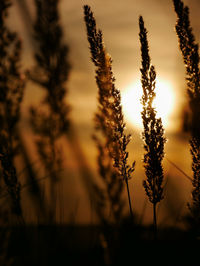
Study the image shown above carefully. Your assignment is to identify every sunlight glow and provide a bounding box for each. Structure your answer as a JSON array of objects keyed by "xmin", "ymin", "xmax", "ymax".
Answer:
[{"xmin": 121, "ymin": 79, "xmax": 175, "ymax": 130}]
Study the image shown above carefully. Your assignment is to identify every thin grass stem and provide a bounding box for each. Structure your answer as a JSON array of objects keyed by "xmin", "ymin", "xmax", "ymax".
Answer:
[
  {"xmin": 125, "ymin": 179, "xmax": 133, "ymax": 219},
  {"xmin": 153, "ymin": 203, "xmax": 157, "ymax": 240},
  {"xmin": 166, "ymin": 157, "xmax": 192, "ymax": 182}
]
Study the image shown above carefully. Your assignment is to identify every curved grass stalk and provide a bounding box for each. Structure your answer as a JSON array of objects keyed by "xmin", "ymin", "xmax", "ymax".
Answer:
[{"xmin": 84, "ymin": 5, "xmax": 135, "ymax": 221}]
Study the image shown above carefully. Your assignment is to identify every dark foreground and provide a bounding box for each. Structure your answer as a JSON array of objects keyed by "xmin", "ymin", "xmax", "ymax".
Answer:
[{"xmin": 1, "ymin": 224, "xmax": 200, "ymax": 266}]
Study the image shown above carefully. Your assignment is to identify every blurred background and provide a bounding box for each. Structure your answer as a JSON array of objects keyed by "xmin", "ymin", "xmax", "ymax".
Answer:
[{"xmin": 6, "ymin": 0, "xmax": 200, "ymax": 227}]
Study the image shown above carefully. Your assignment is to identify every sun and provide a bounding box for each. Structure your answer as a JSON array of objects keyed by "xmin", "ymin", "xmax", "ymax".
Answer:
[{"xmin": 121, "ymin": 79, "xmax": 175, "ymax": 130}]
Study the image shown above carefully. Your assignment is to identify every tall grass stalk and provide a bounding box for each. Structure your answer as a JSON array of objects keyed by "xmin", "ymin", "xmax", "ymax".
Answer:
[
  {"xmin": 30, "ymin": 0, "xmax": 103, "ymax": 225},
  {"xmin": 0, "ymin": 0, "xmax": 25, "ymax": 220},
  {"xmin": 84, "ymin": 5, "xmax": 135, "ymax": 221},
  {"xmin": 173, "ymin": 0, "xmax": 200, "ymax": 229},
  {"xmin": 29, "ymin": 0, "xmax": 71, "ymax": 222},
  {"xmin": 139, "ymin": 16, "xmax": 166, "ymax": 239}
]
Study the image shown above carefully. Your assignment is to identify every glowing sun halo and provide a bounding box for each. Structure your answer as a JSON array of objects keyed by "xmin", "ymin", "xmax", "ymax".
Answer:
[{"xmin": 121, "ymin": 79, "xmax": 175, "ymax": 129}]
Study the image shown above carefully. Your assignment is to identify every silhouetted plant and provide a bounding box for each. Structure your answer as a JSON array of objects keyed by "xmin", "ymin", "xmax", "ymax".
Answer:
[
  {"xmin": 31, "ymin": 0, "xmax": 70, "ymax": 132},
  {"xmin": 84, "ymin": 5, "xmax": 135, "ymax": 223},
  {"xmin": 139, "ymin": 16, "xmax": 166, "ymax": 239},
  {"xmin": 0, "ymin": 0, "xmax": 25, "ymax": 218},
  {"xmin": 29, "ymin": 0, "xmax": 71, "ymax": 221},
  {"xmin": 173, "ymin": 0, "xmax": 200, "ymax": 231},
  {"xmin": 30, "ymin": 0, "xmax": 71, "ymax": 137}
]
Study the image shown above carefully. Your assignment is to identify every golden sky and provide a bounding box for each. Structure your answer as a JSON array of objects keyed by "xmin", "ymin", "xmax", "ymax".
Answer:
[
  {"xmin": 7, "ymin": 0, "xmax": 200, "ymax": 225},
  {"xmin": 9, "ymin": 0, "xmax": 200, "ymax": 132}
]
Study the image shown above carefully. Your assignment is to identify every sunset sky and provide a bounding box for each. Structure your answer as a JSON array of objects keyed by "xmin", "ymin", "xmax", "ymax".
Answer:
[
  {"xmin": 8, "ymin": 0, "xmax": 200, "ymax": 129},
  {"xmin": 8, "ymin": 0, "xmax": 200, "ymax": 225}
]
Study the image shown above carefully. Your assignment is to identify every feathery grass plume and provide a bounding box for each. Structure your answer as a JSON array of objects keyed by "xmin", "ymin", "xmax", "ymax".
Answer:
[
  {"xmin": 29, "ymin": 0, "xmax": 71, "ymax": 221},
  {"xmin": 84, "ymin": 5, "xmax": 135, "ymax": 221},
  {"xmin": 31, "ymin": 0, "xmax": 70, "ymax": 131},
  {"xmin": 173, "ymin": 0, "xmax": 200, "ymax": 136},
  {"xmin": 30, "ymin": 0, "xmax": 70, "ymax": 137},
  {"xmin": 0, "ymin": 0, "xmax": 25, "ymax": 218},
  {"xmin": 173, "ymin": 0, "xmax": 200, "ymax": 229},
  {"xmin": 139, "ymin": 16, "xmax": 166, "ymax": 238}
]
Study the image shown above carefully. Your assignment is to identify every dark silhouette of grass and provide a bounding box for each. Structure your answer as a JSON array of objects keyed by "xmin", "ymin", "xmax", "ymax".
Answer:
[
  {"xmin": 84, "ymin": 5, "xmax": 135, "ymax": 223},
  {"xmin": 139, "ymin": 16, "xmax": 166, "ymax": 239},
  {"xmin": 173, "ymin": 0, "xmax": 200, "ymax": 234},
  {"xmin": 0, "ymin": 0, "xmax": 25, "ymax": 220},
  {"xmin": 28, "ymin": 0, "xmax": 104, "ymax": 227},
  {"xmin": 83, "ymin": 6, "xmax": 137, "ymax": 263},
  {"xmin": 28, "ymin": 0, "xmax": 71, "ymax": 223}
]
